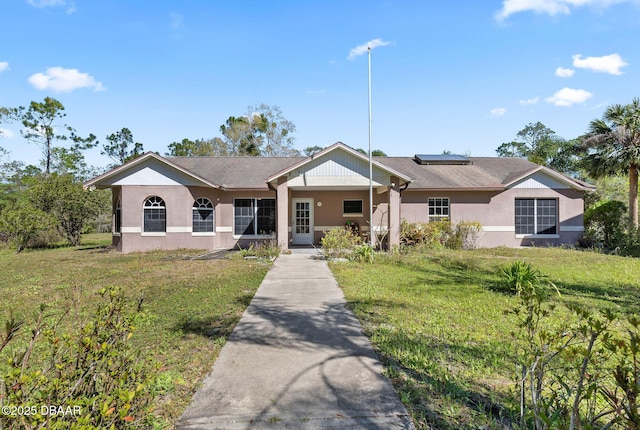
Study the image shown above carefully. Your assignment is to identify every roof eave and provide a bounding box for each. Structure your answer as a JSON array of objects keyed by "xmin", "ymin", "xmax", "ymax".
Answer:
[{"xmin": 404, "ymin": 186, "xmax": 505, "ymax": 192}]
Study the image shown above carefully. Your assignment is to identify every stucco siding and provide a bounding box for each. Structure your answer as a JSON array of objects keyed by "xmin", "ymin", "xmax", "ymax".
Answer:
[
  {"xmin": 113, "ymin": 184, "xmax": 278, "ymax": 253},
  {"xmin": 400, "ymin": 188, "xmax": 585, "ymax": 247}
]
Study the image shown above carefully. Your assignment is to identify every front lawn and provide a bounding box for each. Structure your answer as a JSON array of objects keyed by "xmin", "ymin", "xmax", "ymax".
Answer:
[
  {"xmin": 0, "ymin": 234, "xmax": 270, "ymax": 427},
  {"xmin": 330, "ymin": 247, "xmax": 640, "ymax": 429}
]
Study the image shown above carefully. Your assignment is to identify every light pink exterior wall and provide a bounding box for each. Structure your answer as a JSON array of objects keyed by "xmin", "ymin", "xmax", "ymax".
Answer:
[
  {"xmin": 110, "ymin": 182, "xmax": 585, "ymax": 252},
  {"xmin": 113, "ymin": 185, "xmax": 276, "ymax": 253},
  {"xmin": 400, "ymin": 188, "xmax": 585, "ymax": 247}
]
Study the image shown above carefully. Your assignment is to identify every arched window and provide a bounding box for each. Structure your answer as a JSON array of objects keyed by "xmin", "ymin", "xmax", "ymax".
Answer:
[
  {"xmin": 114, "ymin": 199, "xmax": 122, "ymax": 233},
  {"xmin": 192, "ymin": 198, "xmax": 214, "ymax": 233},
  {"xmin": 143, "ymin": 196, "xmax": 166, "ymax": 232}
]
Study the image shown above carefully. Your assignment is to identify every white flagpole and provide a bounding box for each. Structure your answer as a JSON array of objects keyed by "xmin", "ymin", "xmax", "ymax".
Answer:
[{"xmin": 368, "ymin": 46, "xmax": 374, "ymax": 248}]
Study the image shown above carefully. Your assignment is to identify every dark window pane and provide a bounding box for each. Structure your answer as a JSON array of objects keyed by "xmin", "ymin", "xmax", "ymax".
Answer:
[
  {"xmin": 193, "ymin": 198, "xmax": 214, "ymax": 232},
  {"xmin": 193, "ymin": 208, "xmax": 214, "ymax": 232},
  {"xmin": 428, "ymin": 197, "xmax": 449, "ymax": 221},
  {"xmin": 115, "ymin": 200, "xmax": 121, "ymax": 233},
  {"xmin": 343, "ymin": 200, "xmax": 363, "ymax": 214},
  {"xmin": 536, "ymin": 199, "xmax": 557, "ymax": 234},
  {"xmin": 515, "ymin": 199, "xmax": 534, "ymax": 235},
  {"xmin": 257, "ymin": 199, "xmax": 276, "ymax": 234},
  {"xmin": 234, "ymin": 199, "xmax": 254, "ymax": 235},
  {"xmin": 143, "ymin": 196, "xmax": 165, "ymax": 232}
]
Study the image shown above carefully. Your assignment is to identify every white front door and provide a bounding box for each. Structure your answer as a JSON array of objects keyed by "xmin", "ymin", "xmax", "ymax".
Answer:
[{"xmin": 292, "ymin": 198, "xmax": 314, "ymax": 245}]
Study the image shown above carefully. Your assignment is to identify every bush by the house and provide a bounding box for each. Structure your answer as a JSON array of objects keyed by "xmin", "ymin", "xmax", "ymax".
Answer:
[
  {"xmin": 400, "ymin": 220, "xmax": 482, "ymax": 250},
  {"xmin": 582, "ymin": 199, "xmax": 640, "ymax": 257},
  {"xmin": 583, "ymin": 200, "xmax": 627, "ymax": 249}
]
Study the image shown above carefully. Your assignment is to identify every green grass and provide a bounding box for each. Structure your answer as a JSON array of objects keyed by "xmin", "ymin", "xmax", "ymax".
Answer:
[
  {"xmin": 0, "ymin": 233, "xmax": 270, "ymax": 427},
  {"xmin": 330, "ymin": 247, "xmax": 640, "ymax": 430}
]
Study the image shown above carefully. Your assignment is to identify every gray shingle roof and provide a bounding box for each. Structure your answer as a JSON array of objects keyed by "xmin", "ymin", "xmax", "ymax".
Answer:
[
  {"xmin": 86, "ymin": 147, "xmax": 590, "ymax": 191},
  {"xmin": 169, "ymin": 156, "xmax": 305, "ymax": 189},
  {"xmin": 380, "ymin": 157, "xmax": 541, "ymax": 189},
  {"xmin": 168, "ymin": 155, "xmax": 551, "ymax": 190}
]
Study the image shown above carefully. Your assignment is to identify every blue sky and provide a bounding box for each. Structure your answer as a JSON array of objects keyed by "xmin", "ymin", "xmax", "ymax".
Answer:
[{"xmin": 1, "ymin": 0, "xmax": 639, "ymax": 169}]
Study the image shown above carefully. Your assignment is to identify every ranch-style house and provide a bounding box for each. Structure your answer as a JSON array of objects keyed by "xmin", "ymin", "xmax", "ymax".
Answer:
[{"xmin": 84, "ymin": 142, "xmax": 594, "ymax": 253}]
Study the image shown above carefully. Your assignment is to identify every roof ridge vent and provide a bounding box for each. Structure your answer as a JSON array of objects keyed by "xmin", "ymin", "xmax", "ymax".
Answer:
[{"xmin": 414, "ymin": 154, "xmax": 471, "ymax": 165}]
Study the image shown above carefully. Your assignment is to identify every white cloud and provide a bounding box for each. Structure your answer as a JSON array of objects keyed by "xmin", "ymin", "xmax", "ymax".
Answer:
[
  {"xmin": 572, "ymin": 53, "xmax": 628, "ymax": 75},
  {"xmin": 0, "ymin": 62, "xmax": 8, "ymax": 73},
  {"xmin": 347, "ymin": 39, "xmax": 391, "ymax": 61},
  {"xmin": 545, "ymin": 87, "xmax": 593, "ymax": 106},
  {"xmin": 555, "ymin": 67, "xmax": 575, "ymax": 77},
  {"xmin": 490, "ymin": 107, "xmax": 507, "ymax": 117},
  {"xmin": 28, "ymin": 0, "xmax": 65, "ymax": 6},
  {"xmin": 28, "ymin": 0, "xmax": 76, "ymax": 13},
  {"xmin": 28, "ymin": 67, "xmax": 105, "ymax": 93},
  {"xmin": 0, "ymin": 128, "xmax": 15, "ymax": 138},
  {"xmin": 519, "ymin": 97, "xmax": 540, "ymax": 105},
  {"xmin": 495, "ymin": 0, "xmax": 639, "ymax": 20}
]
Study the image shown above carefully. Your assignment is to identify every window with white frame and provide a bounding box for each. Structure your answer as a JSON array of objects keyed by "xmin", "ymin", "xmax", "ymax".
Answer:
[
  {"xmin": 428, "ymin": 197, "xmax": 449, "ymax": 222},
  {"xmin": 192, "ymin": 198, "xmax": 214, "ymax": 233},
  {"xmin": 515, "ymin": 198, "xmax": 557, "ymax": 235},
  {"xmin": 343, "ymin": 200, "xmax": 363, "ymax": 216},
  {"xmin": 143, "ymin": 196, "xmax": 166, "ymax": 232},
  {"xmin": 234, "ymin": 198, "xmax": 276, "ymax": 235}
]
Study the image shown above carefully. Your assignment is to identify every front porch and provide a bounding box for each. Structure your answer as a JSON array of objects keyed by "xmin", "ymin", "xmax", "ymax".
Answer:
[
  {"xmin": 274, "ymin": 188, "xmax": 400, "ymax": 249},
  {"xmin": 267, "ymin": 144, "xmax": 410, "ymax": 250}
]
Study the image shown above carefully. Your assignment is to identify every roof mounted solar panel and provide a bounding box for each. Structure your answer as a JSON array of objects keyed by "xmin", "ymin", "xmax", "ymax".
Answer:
[{"xmin": 414, "ymin": 154, "xmax": 471, "ymax": 165}]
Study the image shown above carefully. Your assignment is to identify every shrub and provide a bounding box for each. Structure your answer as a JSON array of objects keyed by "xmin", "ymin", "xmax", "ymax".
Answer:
[
  {"xmin": 0, "ymin": 202, "xmax": 55, "ymax": 253},
  {"xmin": 320, "ymin": 226, "xmax": 362, "ymax": 259},
  {"xmin": 0, "ymin": 287, "xmax": 160, "ymax": 429},
  {"xmin": 447, "ymin": 221, "xmax": 482, "ymax": 250},
  {"xmin": 616, "ymin": 226, "xmax": 640, "ymax": 257},
  {"xmin": 583, "ymin": 200, "xmax": 627, "ymax": 249},
  {"xmin": 400, "ymin": 220, "xmax": 482, "ymax": 250},
  {"xmin": 504, "ymin": 261, "xmax": 640, "ymax": 430},
  {"xmin": 400, "ymin": 220, "xmax": 449, "ymax": 249}
]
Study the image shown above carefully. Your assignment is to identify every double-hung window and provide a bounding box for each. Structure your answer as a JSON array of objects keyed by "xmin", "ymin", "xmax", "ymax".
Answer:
[
  {"xmin": 428, "ymin": 197, "xmax": 449, "ymax": 222},
  {"xmin": 234, "ymin": 198, "xmax": 276, "ymax": 236},
  {"xmin": 515, "ymin": 198, "xmax": 558, "ymax": 235},
  {"xmin": 192, "ymin": 198, "xmax": 214, "ymax": 233}
]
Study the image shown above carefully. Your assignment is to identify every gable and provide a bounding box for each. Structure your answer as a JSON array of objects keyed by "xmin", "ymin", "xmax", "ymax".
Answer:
[
  {"xmin": 286, "ymin": 147, "xmax": 392, "ymax": 188},
  {"xmin": 508, "ymin": 171, "xmax": 571, "ymax": 190},
  {"xmin": 106, "ymin": 158, "xmax": 211, "ymax": 187}
]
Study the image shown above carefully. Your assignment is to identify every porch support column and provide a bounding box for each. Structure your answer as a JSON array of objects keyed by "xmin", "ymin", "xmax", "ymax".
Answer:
[
  {"xmin": 276, "ymin": 176, "xmax": 289, "ymax": 250},
  {"xmin": 389, "ymin": 176, "xmax": 401, "ymax": 248}
]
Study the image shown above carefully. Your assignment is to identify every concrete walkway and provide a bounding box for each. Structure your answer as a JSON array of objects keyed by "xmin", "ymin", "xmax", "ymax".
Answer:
[{"xmin": 176, "ymin": 253, "xmax": 415, "ymax": 429}]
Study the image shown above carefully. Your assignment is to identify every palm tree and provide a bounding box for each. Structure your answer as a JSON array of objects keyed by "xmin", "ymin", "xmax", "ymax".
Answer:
[{"xmin": 582, "ymin": 98, "xmax": 640, "ymax": 228}]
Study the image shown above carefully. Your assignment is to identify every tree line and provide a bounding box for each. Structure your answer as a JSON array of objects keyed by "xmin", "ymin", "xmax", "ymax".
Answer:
[{"xmin": 1, "ymin": 96, "xmax": 639, "ymax": 253}]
